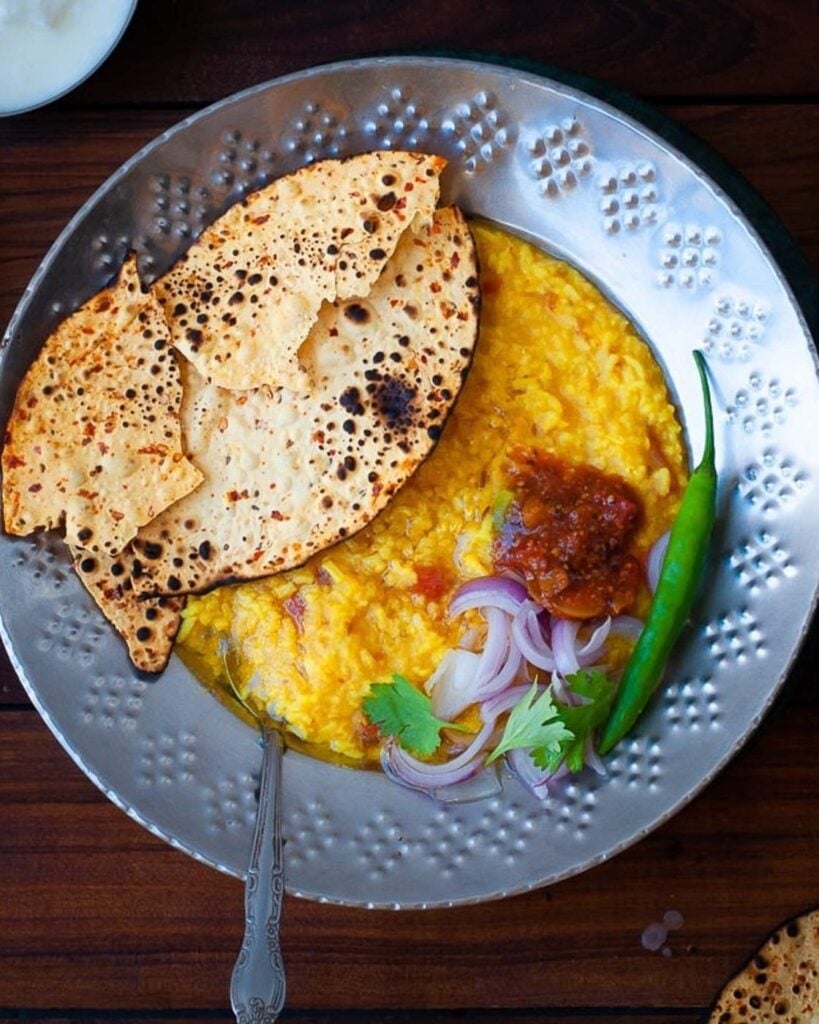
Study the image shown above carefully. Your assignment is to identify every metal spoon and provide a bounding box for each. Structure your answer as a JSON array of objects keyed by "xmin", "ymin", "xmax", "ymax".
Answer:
[{"xmin": 222, "ymin": 644, "xmax": 287, "ymax": 1024}]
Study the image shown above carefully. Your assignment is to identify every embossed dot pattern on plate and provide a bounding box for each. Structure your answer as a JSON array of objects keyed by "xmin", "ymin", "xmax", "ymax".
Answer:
[
  {"xmin": 657, "ymin": 222, "xmax": 721, "ymax": 290},
  {"xmin": 286, "ymin": 796, "xmax": 338, "ymax": 866},
  {"xmin": 209, "ymin": 129, "xmax": 279, "ymax": 196},
  {"xmin": 91, "ymin": 232, "xmax": 130, "ymax": 275},
  {"xmin": 27, "ymin": 555, "xmax": 106, "ymax": 665},
  {"xmin": 279, "ymin": 100, "xmax": 350, "ymax": 164},
  {"xmin": 82, "ymin": 673, "xmax": 148, "ymax": 730},
  {"xmin": 663, "ymin": 676, "xmax": 721, "ymax": 731},
  {"xmin": 442, "ymin": 91, "xmax": 514, "ymax": 173},
  {"xmin": 204, "ymin": 771, "xmax": 260, "ymax": 834},
  {"xmin": 738, "ymin": 450, "xmax": 809, "ymax": 514},
  {"xmin": 525, "ymin": 116, "xmax": 593, "ymax": 197},
  {"xmin": 729, "ymin": 530, "xmax": 795, "ymax": 592},
  {"xmin": 349, "ymin": 809, "xmax": 407, "ymax": 878},
  {"xmin": 726, "ymin": 371, "xmax": 797, "ymax": 435},
  {"xmin": 473, "ymin": 798, "xmax": 539, "ymax": 862},
  {"xmin": 605, "ymin": 736, "xmax": 663, "ymax": 791},
  {"xmin": 13, "ymin": 532, "xmax": 66, "ymax": 576},
  {"xmin": 154, "ymin": 173, "xmax": 212, "ymax": 236},
  {"xmin": 704, "ymin": 608, "xmax": 766, "ymax": 665},
  {"xmin": 555, "ymin": 782, "xmax": 598, "ymax": 838},
  {"xmin": 364, "ymin": 86, "xmax": 431, "ymax": 150},
  {"xmin": 598, "ymin": 161, "xmax": 660, "ymax": 235},
  {"xmin": 703, "ymin": 295, "xmax": 769, "ymax": 360},
  {"xmin": 138, "ymin": 729, "xmax": 197, "ymax": 786}
]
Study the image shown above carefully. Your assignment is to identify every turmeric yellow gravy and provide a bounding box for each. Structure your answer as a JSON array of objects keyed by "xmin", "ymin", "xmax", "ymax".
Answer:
[{"xmin": 178, "ymin": 222, "xmax": 687, "ymax": 761}]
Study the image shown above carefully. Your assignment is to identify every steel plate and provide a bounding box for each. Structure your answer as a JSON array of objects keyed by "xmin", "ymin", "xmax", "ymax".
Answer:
[{"xmin": 2, "ymin": 57, "xmax": 817, "ymax": 908}]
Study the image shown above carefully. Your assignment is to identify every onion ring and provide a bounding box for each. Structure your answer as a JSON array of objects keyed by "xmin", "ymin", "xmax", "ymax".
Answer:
[{"xmin": 449, "ymin": 575, "xmax": 528, "ymax": 618}]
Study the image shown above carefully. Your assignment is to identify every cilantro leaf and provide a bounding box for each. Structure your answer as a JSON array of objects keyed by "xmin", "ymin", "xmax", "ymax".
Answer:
[
  {"xmin": 486, "ymin": 683, "xmax": 573, "ymax": 764},
  {"xmin": 362, "ymin": 674, "xmax": 467, "ymax": 757},
  {"xmin": 532, "ymin": 669, "xmax": 616, "ymax": 773}
]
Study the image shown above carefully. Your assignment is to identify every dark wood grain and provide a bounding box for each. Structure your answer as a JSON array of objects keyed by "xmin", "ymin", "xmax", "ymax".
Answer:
[
  {"xmin": 55, "ymin": 0, "xmax": 819, "ymax": 107},
  {"xmin": 1, "ymin": 698, "xmax": 817, "ymax": 1012},
  {"xmin": 0, "ymin": 1016, "xmax": 703, "ymax": 1024},
  {"xmin": 0, "ymin": 1016, "xmax": 704, "ymax": 1024}
]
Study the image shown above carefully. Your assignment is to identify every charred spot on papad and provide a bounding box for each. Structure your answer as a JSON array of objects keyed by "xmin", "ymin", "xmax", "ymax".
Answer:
[
  {"xmin": 76, "ymin": 205, "xmax": 479, "ymax": 652},
  {"xmin": 2, "ymin": 256, "xmax": 202, "ymax": 557},
  {"xmin": 70, "ymin": 543, "xmax": 184, "ymax": 673},
  {"xmin": 153, "ymin": 151, "xmax": 447, "ymax": 392},
  {"xmin": 4, "ymin": 151, "xmax": 478, "ymax": 676}
]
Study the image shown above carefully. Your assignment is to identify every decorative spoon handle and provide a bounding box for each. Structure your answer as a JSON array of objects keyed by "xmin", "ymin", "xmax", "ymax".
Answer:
[{"xmin": 230, "ymin": 726, "xmax": 286, "ymax": 1024}]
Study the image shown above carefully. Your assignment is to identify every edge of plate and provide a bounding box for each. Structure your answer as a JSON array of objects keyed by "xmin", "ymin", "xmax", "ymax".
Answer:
[{"xmin": 3, "ymin": 55, "xmax": 818, "ymax": 908}]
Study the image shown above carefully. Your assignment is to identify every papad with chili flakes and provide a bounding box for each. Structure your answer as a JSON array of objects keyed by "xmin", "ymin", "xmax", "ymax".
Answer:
[
  {"xmin": 76, "ymin": 205, "xmax": 479, "ymax": 671},
  {"xmin": 709, "ymin": 907, "xmax": 819, "ymax": 1023},
  {"xmin": 69, "ymin": 562, "xmax": 185, "ymax": 675},
  {"xmin": 2, "ymin": 256, "xmax": 202, "ymax": 558},
  {"xmin": 153, "ymin": 150, "xmax": 446, "ymax": 393}
]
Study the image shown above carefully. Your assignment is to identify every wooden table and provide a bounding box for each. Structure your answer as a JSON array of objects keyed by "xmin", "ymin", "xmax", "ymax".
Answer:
[{"xmin": 1, "ymin": 2, "xmax": 817, "ymax": 1021}]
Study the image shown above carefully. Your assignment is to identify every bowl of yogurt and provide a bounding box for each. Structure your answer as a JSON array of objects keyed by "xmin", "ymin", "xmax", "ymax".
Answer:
[{"xmin": 0, "ymin": 0, "xmax": 137, "ymax": 116}]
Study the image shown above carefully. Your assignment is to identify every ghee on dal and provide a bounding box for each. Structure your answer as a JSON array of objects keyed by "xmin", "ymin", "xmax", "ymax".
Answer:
[{"xmin": 178, "ymin": 222, "xmax": 687, "ymax": 762}]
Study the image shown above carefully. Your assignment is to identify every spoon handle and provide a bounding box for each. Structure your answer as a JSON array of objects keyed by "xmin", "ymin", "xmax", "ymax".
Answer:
[{"xmin": 230, "ymin": 726, "xmax": 286, "ymax": 1024}]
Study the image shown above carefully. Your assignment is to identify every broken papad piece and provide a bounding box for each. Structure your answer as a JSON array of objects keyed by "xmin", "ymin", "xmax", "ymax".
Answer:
[
  {"xmin": 71, "ymin": 544, "xmax": 184, "ymax": 673},
  {"xmin": 76, "ymin": 206, "xmax": 479, "ymax": 670},
  {"xmin": 2, "ymin": 257, "xmax": 203, "ymax": 558},
  {"xmin": 709, "ymin": 907, "xmax": 819, "ymax": 1023},
  {"xmin": 152, "ymin": 150, "xmax": 446, "ymax": 392}
]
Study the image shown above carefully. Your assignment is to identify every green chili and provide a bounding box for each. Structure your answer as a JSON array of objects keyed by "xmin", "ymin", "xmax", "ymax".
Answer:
[{"xmin": 598, "ymin": 350, "xmax": 717, "ymax": 755}]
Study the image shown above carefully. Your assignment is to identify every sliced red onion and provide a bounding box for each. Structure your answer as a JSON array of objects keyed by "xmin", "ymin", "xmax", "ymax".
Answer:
[
  {"xmin": 449, "ymin": 576, "xmax": 528, "ymax": 618},
  {"xmin": 473, "ymin": 607, "xmax": 511, "ymax": 686},
  {"xmin": 475, "ymin": 625, "xmax": 523, "ymax": 701},
  {"xmin": 506, "ymin": 747, "xmax": 552, "ymax": 800},
  {"xmin": 576, "ymin": 618, "xmax": 612, "ymax": 665},
  {"xmin": 283, "ymin": 593, "xmax": 306, "ymax": 634},
  {"xmin": 551, "ymin": 618, "xmax": 581, "ymax": 676},
  {"xmin": 548, "ymin": 672, "xmax": 579, "ymax": 706},
  {"xmin": 480, "ymin": 682, "xmax": 535, "ymax": 719},
  {"xmin": 313, "ymin": 565, "xmax": 333, "ymax": 586},
  {"xmin": 458, "ymin": 627, "xmax": 481, "ymax": 652},
  {"xmin": 549, "ymin": 672, "xmax": 569, "ymax": 703},
  {"xmin": 382, "ymin": 722, "xmax": 494, "ymax": 792},
  {"xmin": 439, "ymin": 606, "xmax": 524, "ymax": 704},
  {"xmin": 425, "ymin": 648, "xmax": 482, "ymax": 721},
  {"xmin": 507, "ymin": 718, "xmax": 606, "ymax": 799},
  {"xmin": 383, "ymin": 746, "xmax": 487, "ymax": 791},
  {"xmin": 584, "ymin": 735, "xmax": 607, "ymax": 776},
  {"xmin": 512, "ymin": 656, "xmax": 531, "ymax": 685},
  {"xmin": 511, "ymin": 601, "xmax": 557, "ymax": 672},
  {"xmin": 609, "ymin": 614, "xmax": 645, "ymax": 640},
  {"xmin": 381, "ymin": 685, "xmax": 531, "ymax": 794},
  {"xmin": 507, "ymin": 746, "xmax": 570, "ymax": 798},
  {"xmin": 432, "ymin": 767, "xmax": 503, "ymax": 804},
  {"xmin": 383, "ymin": 568, "xmax": 626, "ymax": 798},
  {"xmin": 647, "ymin": 530, "xmax": 671, "ymax": 594}
]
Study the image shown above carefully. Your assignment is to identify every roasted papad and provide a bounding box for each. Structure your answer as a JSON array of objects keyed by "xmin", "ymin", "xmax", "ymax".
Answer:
[
  {"xmin": 2, "ymin": 257, "xmax": 202, "ymax": 557},
  {"xmin": 75, "ymin": 205, "xmax": 479, "ymax": 671},
  {"xmin": 709, "ymin": 907, "xmax": 819, "ymax": 1023},
  {"xmin": 152, "ymin": 150, "xmax": 446, "ymax": 392},
  {"xmin": 69, "ymin": 558, "xmax": 185, "ymax": 675}
]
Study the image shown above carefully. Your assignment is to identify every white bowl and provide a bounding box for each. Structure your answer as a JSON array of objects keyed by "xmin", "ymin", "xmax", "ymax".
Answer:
[{"xmin": 0, "ymin": 0, "xmax": 138, "ymax": 117}]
